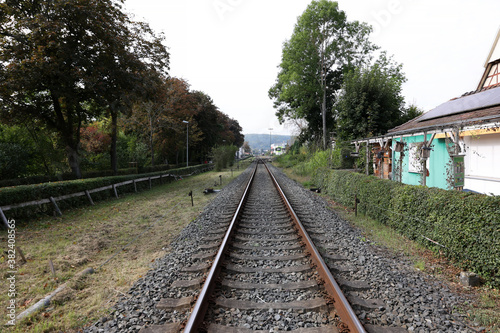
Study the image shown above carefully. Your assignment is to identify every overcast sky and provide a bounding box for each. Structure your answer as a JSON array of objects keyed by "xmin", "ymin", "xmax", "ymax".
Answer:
[{"xmin": 123, "ymin": 0, "xmax": 500, "ymax": 136}]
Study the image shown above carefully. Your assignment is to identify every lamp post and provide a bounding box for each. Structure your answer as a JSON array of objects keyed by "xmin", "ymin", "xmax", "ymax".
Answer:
[
  {"xmin": 268, "ymin": 128, "xmax": 273, "ymax": 155},
  {"xmin": 183, "ymin": 120, "xmax": 189, "ymax": 167}
]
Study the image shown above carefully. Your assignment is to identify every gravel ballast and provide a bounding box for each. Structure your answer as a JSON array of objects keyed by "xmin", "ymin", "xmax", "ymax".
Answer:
[{"xmin": 84, "ymin": 162, "xmax": 479, "ymax": 333}]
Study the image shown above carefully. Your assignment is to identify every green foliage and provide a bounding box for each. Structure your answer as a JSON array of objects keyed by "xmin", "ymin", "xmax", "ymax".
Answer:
[
  {"xmin": 389, "ymin": 186, "xmax": 500, "ymax": 286},
  {"xmin": 274, "ymin": 151, "xmax": 308, "ymax": 169},
  {"xmin": 0, "ymin": 123, "xmax": 66, "ymax": 178},
  {"xmin": 0, "ymin": 0, "xmax": 169, "ymax": 178},
  {"xmin": 269, "ymin": 0, "xmax": 376, "ymax": 145},
  {"xmin": 335, "ymin": 52, "xmax": 407, "ymax": 140},
  {"xmin": 211, "ymin": 145, "xmax": 238, "ymax": 171},
  {"xmin": 0, "ymin": 142, "xmax": 33, "ymax": 179},
  {"xmin": 0, "ymin": 164, "xmax": 212, "ymax": 219},
  {"xmin": 123, "ymin": 134, "xmax": 150, "ymax": 168},
  {"xmin": 400, "ymin": 104, "xmax": 424, "ymax": 125},
  {"xmin": 293, "ymin": 150, "xmax": 330, "ymax": 176},
  {"xmin": 312, "ymin": 168, "xmax": 500, "ymax": 287},
  {"xmin": 331, "ymin": 141, "xmax": 357, "ymax": 169}
]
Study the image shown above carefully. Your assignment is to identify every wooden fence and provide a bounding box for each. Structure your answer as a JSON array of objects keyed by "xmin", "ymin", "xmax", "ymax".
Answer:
[{"xmin": 0, "ymin": 166, "xmax": 214, "ymax": 227}]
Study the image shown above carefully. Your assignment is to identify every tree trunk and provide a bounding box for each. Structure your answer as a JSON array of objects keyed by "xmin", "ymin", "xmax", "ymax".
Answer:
[
  {"xmin": 110, "ymin": 111, "xmax": 118, "ymax": 175},
  {"xmin": 149, "ymin": 117, "xmax": 155, "ymax": 166},
  {"xmin": 26, "ymin": 125, "xmax": 52, "ymax": 176},
  {"xmin": 66, "ymin": 145, "xmax": 82, "ymax": 179},
  {"xmin": 322, "ymin": 90, "xmax": 327, "ymax": 150}
]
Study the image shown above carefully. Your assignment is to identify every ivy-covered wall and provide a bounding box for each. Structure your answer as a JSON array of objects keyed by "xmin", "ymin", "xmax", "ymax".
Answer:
[{"xmin": 313, "ymin": 168, "xmax": 500, "ymax": 287}]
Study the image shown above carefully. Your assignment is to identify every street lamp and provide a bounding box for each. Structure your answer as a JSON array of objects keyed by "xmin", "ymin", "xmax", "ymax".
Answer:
[
  {"xmin": 268, "ymin": 128, "xmax": 273, "ymax": 155},
  {"xmin": 183, "ymin": 120, "xmax": 189, "ymax": 167}
]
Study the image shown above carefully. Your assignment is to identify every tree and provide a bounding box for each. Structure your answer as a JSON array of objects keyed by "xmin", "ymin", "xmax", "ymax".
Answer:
[
  {"xmin": 227, "ymin": 118, "xmax": 244, "ymax": 148},
  {"xmin": 79, "ymin": 120, "xmax": 112, "ymax": 170},
  {"xmin": 335, "ymin": 52, "xmax": 407, "ymax": 140},
  {"xmin": 0, "ymin": 0, "xmax": 169, "ymax": 177},
  {"xmin": 0, "ymin": 123, "xmax": 64, "ymax": 178},
  {"xmin": 192, "ymin": 91, "xmax": 224, "ymax": 162},
  {"xmin": 123, "ymin": 78, "xmax": 202, "ymax": 166},
  {"xmin": 400, "ymin": 104, "xmax": 424, "ymax": 125},
  {"xmin": 269, "ymin": 0, "xmax": 376, "ymax": 149}
]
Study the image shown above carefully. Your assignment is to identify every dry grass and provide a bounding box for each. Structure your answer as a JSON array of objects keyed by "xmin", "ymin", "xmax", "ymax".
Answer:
[{"xmin": 0, "ymin": 161, "xmax": 252, "ymax": 332}]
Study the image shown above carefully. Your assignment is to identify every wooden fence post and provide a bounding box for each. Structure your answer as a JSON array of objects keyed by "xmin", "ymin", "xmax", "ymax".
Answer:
[
  {"xmin": 49, "ymin": 197, "xmax": 62, "ymax": 216},
  {"xmin": 112, "ymin": 185, "xmax": 119, "ymax": 198},
  {"xmin": 133, "ymin": 180, "xmax": 137, "ymax": 193},
  {"xmin": 148, "ymin": 178, "xmax": 152, "ymax": 189},
  {"xmin": 365, "ymin": 143, "xmax": 370, "ymax": 176},
  {"xmin": 85, "ymin": 190, "xmax": 94, "ymax": 206},
  {"xmin": 16, "ymin": 246, "xmax": 27, "ymax": 264},
  {"xmin": 354, "ymin": 194, "xmax": 360, "ymax": 217},
  {"xmin": 0, "ymin": 208, "xmax": 9, "ymax": 229}
]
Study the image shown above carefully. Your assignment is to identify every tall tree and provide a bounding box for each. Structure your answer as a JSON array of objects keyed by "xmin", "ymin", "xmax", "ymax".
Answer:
[
  {"xmin": 124, "ymin": 78, "xmax": 202, "ymax": 166},
  {"xmin": 0, "ymin": 0, "xmax": 168, "ymax": 177},
  {"xmin": 335, "ymin": 52, "xmax": 407, "ymax": 140},
  {"xmin": 192, "ymin": 91, "xmax": 223, "ymax": 162},
  {"xmin": 269, "ymin": 0, "xmax": 376, "ymax": 149}
]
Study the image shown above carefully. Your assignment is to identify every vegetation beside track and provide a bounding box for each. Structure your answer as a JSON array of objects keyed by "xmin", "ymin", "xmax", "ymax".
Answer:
[
  {"xmin": 272, "ymin": 153, "xmax": 499, "ymax": 332},
  {"xmin": 0, "ymin": 160, "xmax": 252, "ymax": 332}
]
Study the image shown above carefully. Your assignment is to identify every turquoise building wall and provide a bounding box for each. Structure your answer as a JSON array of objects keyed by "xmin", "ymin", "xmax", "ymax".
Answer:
[{"xmin": 392, "ymin": 135, "xmax": 450, "ymax": 190}]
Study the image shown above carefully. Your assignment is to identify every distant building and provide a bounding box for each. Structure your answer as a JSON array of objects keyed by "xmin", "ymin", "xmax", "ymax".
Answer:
[{"xmin": 271, "ymin": 143, "xmax": 287, "ymax": 156}]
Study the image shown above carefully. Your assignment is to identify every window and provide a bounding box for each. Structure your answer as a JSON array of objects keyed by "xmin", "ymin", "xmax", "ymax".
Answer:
[
  {"xmin": 408, "ymin": 142, "xmax": 429, "ymax": 173},
  {"xmin": 483, "ymin": 62, "xmax": 500, "ymax": 88}
]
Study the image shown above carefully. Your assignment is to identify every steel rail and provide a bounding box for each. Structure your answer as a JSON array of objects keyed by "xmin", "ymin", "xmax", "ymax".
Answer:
[
  {"xmin": 183, "ymin": 160, "xmax": 259, "ymax": 332},
  {"xmin": 263, "ymin": 162, "xmax": 367, "ymax": 333}
]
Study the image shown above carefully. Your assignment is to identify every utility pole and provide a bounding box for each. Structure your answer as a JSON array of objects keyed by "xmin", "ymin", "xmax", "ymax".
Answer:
[
  {"xmin": 183, "ymin": 120, "xmax": 189, "ymax": 167},
  {"xmin": 268, "ymin": 128, "xmax": 273, "ymax": 155}
]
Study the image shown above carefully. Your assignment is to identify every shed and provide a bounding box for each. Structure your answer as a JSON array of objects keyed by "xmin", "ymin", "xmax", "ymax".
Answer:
[{"xmin": 353, "ymin": 28, "xmax": 500, "ymax": 195}]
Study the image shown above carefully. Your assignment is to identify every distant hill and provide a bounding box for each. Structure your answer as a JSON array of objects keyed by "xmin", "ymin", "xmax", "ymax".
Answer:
[{"xmin": 244, "ymin": 134, "xmax": 293, "ymax": 151}]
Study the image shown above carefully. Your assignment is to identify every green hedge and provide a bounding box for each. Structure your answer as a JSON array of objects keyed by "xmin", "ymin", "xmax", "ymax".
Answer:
[
  {"xmin": 313, "ymin": 168, "xmax": 500, "ymax": 287},
  {"xmin": 0, "ymin": 164, "xmax": 212, "ymax": 219},
  {"xmin": 0, "ymin": 167, "xmax": 140, "ymax": 188}
]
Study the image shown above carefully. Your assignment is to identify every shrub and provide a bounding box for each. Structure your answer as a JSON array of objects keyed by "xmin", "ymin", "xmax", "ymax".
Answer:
[
  {"xmin": 390, "ymin": 185, "xmax": 500, "ymax": 287},
  {"xmin": 211, "ymin": 145, "xmax": 237, "ymax": 171},
  {"xmin": 331, "ymin": 142, "xmax": 356, "ymax": 169},
  {"xmin": 294, "ymin": 150, "xmax": 329, "ymax": 176},
  {"xmin": 313, "ymin": 168, "xmax": 500, "ymax": 287},
  {"xmin": 0, "ymin": 164, "xmax": 213, "ymax": 219},
  {"xmin": 0, "ymin": 167, "xmax": 141, "ymax": 188}
]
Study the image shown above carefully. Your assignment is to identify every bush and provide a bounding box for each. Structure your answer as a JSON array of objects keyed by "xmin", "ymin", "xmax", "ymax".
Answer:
[
  {"xmin": 0, "ymin": 164, "xmax": 213, "ymax": 219},
  {"xmin": 0, "ymin": 168, "xmax": 136, "ymax": 188},
  {"xmin": 331, "ymin": 142, "xmax": 357, "ymax": 169},
  {"xmin": 389, "ymin": 186, "xmax": 500, "ymax": 287},
  {"xmin": 294, "ymin": 150, "xmax": 329, "ymax": 176},
  {"xmin": 313, "ymin": 168, "xmax": 500, "ymax": 287},
  {"xmin": 211, "ymin": 145, "xmax": 237, "ymax": 171}
]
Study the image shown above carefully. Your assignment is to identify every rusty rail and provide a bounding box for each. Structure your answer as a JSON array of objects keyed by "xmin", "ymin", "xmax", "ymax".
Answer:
[
  {"xmin": 263, "ymin": 162, "xmax": 366, "ymax": 333},
  {"xmin": 183, "ymin": 161, "xmax": 259, "ymax": 332},
  {"xmin": 183, "ymin": 160, "xmax": 365, "ymax": 332}
]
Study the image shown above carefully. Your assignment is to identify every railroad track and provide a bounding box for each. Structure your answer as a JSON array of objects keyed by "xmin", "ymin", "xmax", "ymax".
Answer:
[{"xmin": 139, "ymin": 160, "xmax": 404, "ymax": 333}]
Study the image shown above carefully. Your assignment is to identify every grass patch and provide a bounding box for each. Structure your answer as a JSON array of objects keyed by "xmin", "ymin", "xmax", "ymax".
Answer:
[{"xmin": 0, "ymin": 160, "xmax": 253, "ymax": 332}]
